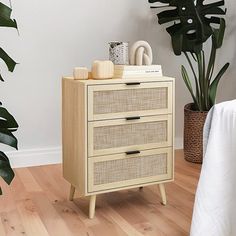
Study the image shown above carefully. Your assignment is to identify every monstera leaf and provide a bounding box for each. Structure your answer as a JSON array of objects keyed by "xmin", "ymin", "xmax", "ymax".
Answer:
[
  {"xmin": 0, "ymin": 104, "xmax": 18, "ymax": 194},
  {"xmin": 0, "ymin": 151, "xmax": 14, "ymax": 195},
  {"xmin": 0, "ymin": 2, "xmax": 18, "ymax": 81},
  {"xmin": 0, "ymin": 106, "xmax": 18, "ymax": 148},
  {"xmin": 0, "ymin": 1, "xmax": 18, "ymax": 195},
  {"xmin": 0, "ymin": 2, "xmax": 17, "ymax": 28},
  {"xmin": 149, "ymin": 0, "xmax": 226, "ymax": 55}
]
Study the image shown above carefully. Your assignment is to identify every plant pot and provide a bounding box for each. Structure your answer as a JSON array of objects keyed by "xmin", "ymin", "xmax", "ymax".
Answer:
[{"xmin": 184, "ymin": 103, "xmax": 208, "ymax": 164}]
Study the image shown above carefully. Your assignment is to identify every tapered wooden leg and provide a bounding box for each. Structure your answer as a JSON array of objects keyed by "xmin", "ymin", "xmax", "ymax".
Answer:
[
  {"xmin": 159, "ymin": 183, "xmax": 167, "ymax": 205},
  {"xmin": 69, "ymin": 185, "xmax": 75, "ymax": 201},
  {"xmin": 89, "ymin": 195, "xmax": 96, "ymax": 219}
]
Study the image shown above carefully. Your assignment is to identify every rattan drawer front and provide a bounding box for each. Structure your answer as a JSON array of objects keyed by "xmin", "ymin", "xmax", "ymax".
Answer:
[
  {"xmin": 88, "ymin": 115, "xmax": 172, "ymax": 157},
  {"xmin": 88, "ymin": 82, "xmax": 172, "ymax": 121},
  {"xmin": 88, "ymin": 148, "xmax": 173, "ymax": 192}
]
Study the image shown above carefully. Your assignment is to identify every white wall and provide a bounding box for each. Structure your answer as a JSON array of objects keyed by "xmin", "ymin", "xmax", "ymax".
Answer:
[{"xmin": 0, "ymin": 0, "xmax": 235, "ymax": 166}]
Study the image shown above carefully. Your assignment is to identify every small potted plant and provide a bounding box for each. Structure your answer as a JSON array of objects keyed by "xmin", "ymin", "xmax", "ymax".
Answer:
[{"xmin": 149, "ymin": 0, "xmax": 230, "ymax": 163}]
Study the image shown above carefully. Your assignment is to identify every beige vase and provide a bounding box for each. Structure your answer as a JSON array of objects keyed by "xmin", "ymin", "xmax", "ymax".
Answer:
[{"xmin": 184, "ymin": 103, "xmax": 208, "ymax": 164}]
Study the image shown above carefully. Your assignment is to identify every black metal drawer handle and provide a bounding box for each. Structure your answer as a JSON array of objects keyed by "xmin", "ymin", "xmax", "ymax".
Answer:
[
  {"xmin": 125, "ymin": 82, "xmax": 140, "ymax": 86},
  {"xmin": 126, "ymin": 116, "xmax": 141, "ymax": 121},
  {"xmin": 126, "ymin": 150, "xmax": 140, "ymax": 155}
]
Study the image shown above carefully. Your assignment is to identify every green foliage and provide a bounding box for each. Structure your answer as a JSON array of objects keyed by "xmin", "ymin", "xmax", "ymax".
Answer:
[
  {"xmin": 149, "ymin": 0, "xmax": 230, "ymax": 111},
  {"xmin": 0, "ymin": 151, "xmax": 15, "ymax": 191},
  {"xmin": 0, "ymin": 1, "xmax": 18, "ymax": 195}
]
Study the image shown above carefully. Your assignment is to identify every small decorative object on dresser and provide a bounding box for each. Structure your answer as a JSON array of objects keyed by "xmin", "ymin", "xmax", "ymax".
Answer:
[
  {"xmin": 73, "ymin": 67, "xmax": 88, "ymax": 80},
  {"xmin": 88, "ymin": 71, "xmax": 93, "ymax": 79},
  {"xmin": 62, "ymin": 76, "xmax": 175, "ymax": 219},
  {"xmin": 130, "ymin": 40, "xmax": 153, "ymax": 66},
  {"xmin": 92, "ymin": 60, "xmax": 114, "ymax": 79},
  {"xmin": 109, "ymin": 41, "xmax": 129, "ymax": 65}
]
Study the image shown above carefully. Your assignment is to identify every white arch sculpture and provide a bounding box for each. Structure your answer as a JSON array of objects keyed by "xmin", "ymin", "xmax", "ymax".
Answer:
[{"xmin": 129, "ymin": 41, "xmax": 153, "ymax": 66}]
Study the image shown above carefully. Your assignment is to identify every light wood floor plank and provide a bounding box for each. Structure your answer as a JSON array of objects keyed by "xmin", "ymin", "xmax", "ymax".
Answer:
[
  {"xmin": 1, "ymin": 210, "xmax": 27, "ymax": 236},
  {"xmin": 30, "ymin": 192, "xmax": 73, "ymax": 236},
  {"xmin": 16, "ymin": 198, "xmax": 50, "ymax": 236},
  {"xmin": 15, "ymin": 168, "xmax": 42, "ymax": 192},
  {"xmin": 98, "ymin": 197, "xmax": 145, "ymax": 236},
  {"xmin": 52, "ymin": 200, "xmax": 93, "ymax": 236},
  {"xmin": 139, "ymin": 187, "xmax": 191, "ymax": 233},
  {"xmin": 0, "ymin": 181, "xmax": 16, "ymax": 213},
  {"xmin": 127, "ymin": 192, "xmax": 187, "ymax": 236},
  {"xmin": 104, "ymin": 191, "xmax": 167, "ymax": 236},
  {"xmin": 0, "ymin": 216, "xmax": 7, "ymax": 236}
]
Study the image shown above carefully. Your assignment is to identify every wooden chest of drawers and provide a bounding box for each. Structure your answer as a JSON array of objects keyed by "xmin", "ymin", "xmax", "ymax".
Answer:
[{"xmin": 62, "ymin": 77, "xmax": 175, "ymax": 218}]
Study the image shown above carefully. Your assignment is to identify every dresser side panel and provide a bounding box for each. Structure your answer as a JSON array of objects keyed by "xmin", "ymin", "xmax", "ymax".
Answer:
[
  {"xmin": 172, "ymin": 79, "xmax": 175, "ymax": 180},
  {"xmin": 62, "ymin": 79, "xmax": 87, "ymax": 196}
]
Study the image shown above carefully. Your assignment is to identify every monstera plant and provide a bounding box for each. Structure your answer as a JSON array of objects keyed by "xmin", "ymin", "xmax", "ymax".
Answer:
[
  {"xmin": 0, "ymin": 1, "xmax": 18, "ymax": 194},
  {"xmin": 149, "ymin": 0, "xmax": 230, "ymax": 163},
  {"xmin": 149, "ymin": 0, "xmax": 229, "ymax": 111}
]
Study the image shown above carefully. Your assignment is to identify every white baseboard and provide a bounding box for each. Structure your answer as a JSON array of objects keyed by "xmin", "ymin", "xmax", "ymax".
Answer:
[
  {"xmin": 7, "ymin": 147, "xmax": 62, "ymax": 168},
  {"xmin": 175, "ymin": 137, "xmax": 183, "ymax": 150},
  {"xmin": 6, "ymin": 137, "xmax": 183, "ymax": 168}
]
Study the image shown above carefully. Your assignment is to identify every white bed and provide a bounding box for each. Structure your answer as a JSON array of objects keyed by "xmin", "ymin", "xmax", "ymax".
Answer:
[{"xmin": 190, "ymin": 100, "xmax": 236, "ymax": 236}]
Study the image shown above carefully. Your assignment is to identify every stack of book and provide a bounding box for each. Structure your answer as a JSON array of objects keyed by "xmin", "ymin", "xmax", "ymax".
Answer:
[{"xmin": 113, "ymin": 65, "xmax": 163, "ymax": 79}]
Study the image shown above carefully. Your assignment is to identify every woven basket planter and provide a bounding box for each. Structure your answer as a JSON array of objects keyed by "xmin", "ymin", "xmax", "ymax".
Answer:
[{"xmin": 184, "ymin": 103, "xmax": 208, "ymax": 164}]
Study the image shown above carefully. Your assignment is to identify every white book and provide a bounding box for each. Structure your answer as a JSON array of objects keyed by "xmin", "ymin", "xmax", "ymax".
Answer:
[
  {"xmin": 114, "ymin": 70, "xmax": 162, "ymax": 76},
  {"xmin": 114, "ymin": 65, "xmax": 162, "ymax": 71},
  {"xmin": 113, "ymin": 74, "xmax": 163, "ymax": 79}
]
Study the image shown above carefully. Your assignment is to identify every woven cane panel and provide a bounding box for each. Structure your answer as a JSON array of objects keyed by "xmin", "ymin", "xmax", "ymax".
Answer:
[
  {"xmin": 93, "ymin": 121, "xmax": 167, "ymax": 150},
  {"xmin": 93, "ymin": 87, "xmax": 168, "ymax": 115},
  {"xmin": 93, "ymin": 153, "xmax": 167, "ymax": 185}
]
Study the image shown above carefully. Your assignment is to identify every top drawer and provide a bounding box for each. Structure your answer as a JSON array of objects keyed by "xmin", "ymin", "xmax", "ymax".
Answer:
[{"xmin": 88, "ymin": 82, "xmax": 173, "ymax": 121}]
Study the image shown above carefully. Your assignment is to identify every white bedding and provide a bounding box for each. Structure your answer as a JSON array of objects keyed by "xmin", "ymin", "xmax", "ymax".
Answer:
[{"xmin": 190, "ymin": 100, "xmax": 236, "ymax": 236}]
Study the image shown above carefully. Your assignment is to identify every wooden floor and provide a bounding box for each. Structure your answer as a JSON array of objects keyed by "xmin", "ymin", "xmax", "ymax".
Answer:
[{"xmin": 0, "ymin": 150, "xmax": 201, "ymax": 236}]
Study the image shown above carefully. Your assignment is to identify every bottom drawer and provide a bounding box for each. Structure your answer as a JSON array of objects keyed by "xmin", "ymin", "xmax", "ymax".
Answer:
[{"xmin": 88, "ymin": 147, "xmax": 173, "ymax": 192}]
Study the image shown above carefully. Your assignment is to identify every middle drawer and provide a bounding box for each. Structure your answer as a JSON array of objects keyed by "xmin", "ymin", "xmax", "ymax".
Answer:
[{"xmin": 88, "ymin": 115, "xmax": 172, "ymax": 157}]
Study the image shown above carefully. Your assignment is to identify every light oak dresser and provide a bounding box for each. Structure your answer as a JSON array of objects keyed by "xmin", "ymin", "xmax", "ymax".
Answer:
[{"xmin": 62, "ymin": 76, "xmax": 175, "ymax": 219}]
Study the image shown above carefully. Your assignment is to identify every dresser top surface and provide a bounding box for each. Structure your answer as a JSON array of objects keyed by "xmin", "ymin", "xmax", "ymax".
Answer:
[{"xmin": 63, "ymin": 76, "xmax": 175, "ymax": 85}]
